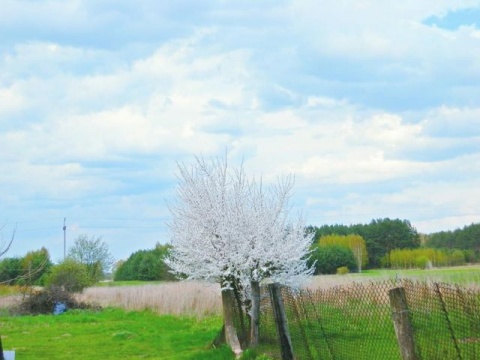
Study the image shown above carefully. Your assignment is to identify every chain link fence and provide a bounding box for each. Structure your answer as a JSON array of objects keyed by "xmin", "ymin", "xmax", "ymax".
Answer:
[{"xmin": 227, "ymin": 279, "xmax": 480, "ymax": 359}]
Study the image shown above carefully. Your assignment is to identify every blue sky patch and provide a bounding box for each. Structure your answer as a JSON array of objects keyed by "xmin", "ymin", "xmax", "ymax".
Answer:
[{"xmin": 424, "ymin": 7, "xmax": 480, "ymax": 30}]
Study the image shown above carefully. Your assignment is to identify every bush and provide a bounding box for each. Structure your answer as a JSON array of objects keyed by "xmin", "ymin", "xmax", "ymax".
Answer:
[
  {"xmin": 336, "ymin": 266, "xmax": 349, "ymax": 275},
  {"xmin": 114, "ymin": 244, "xmax": 176, "ymax": 281},
  {"xmin": 15, "ymin": 286, "xmax": 97, "ymax": 315},
  {"xmin": 415, "ymin": 255, "xmax": 430, "ymax": 269},
  {"xmin": 309, "ymin": 245, "xmax": 356, "ymax": 275},
  {"xmin": 46, "ymin": 259, "xmax": 91, "ymax": 293}
]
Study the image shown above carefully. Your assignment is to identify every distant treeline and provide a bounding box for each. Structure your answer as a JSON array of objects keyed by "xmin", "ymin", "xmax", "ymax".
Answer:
[
  {"xmin": 0, "ymin": 247, "xmax": 52, "ymax": 286},
  {"xmin": 308, "ymin": 218, "xmax": 420, "ymax": 268},
  {"xmin": 4, "ymin": 220, "xmax": 477, "ymax": 286},
  {"xmin": 308, "ymin": 220, "xmax": 480, "ymax": 270},
  {"xmin": 425, "ymin": 223, "xmax": 480, "ymax": 250}
]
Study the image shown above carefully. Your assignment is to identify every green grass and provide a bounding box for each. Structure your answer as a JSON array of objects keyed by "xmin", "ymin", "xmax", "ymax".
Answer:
[
  {"xmin": 259, "ymin": 293, "xmax": 480, "ymax": 359},
  {"xmin": 3, "ymin": 266, "xmax": 480, "ymax": 360},
  {"xmin": 349, "ymin": 265, "xmax": 480, "ymax": 284},
  {"xmin": 0, "ymin": 308, "xmax": 234, "ymax": 359},
  {"xmin": 285, "ymin": 302, "xmax": 401, "ymax": 360},
  {"xmin": 94, "ymin": 280, "xmax": 164, "ymax": 287}
]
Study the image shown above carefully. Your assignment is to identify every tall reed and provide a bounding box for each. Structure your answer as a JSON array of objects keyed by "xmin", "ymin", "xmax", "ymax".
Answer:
[{"xmin": 77, "ymin": 281, "xmax": 222, "ymax": 317}]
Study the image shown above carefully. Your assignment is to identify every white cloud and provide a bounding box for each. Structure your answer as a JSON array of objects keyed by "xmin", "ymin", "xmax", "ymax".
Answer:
[
  {"xmin": 1, "ymin": 1, "xmax": 480, "ymax": 260},
  {"xmin": 0, "ymin": 86, "xmax": 24, "ymax": 115},
  {"xmin": 0, "ymin": 161, "xmax": 118, "ymax": 203},
  {"xmin": 421, "ymin": 106, "xmax": 480, "ymax": 137}
]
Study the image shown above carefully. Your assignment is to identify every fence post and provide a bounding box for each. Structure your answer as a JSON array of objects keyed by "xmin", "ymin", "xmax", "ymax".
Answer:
[
  {"xmin": 388, "ymin": 287, "xmax": 419, "ymax": 360},
  {"xmin": 0, "ymin": 335, "xmax": 4, "ymax": 360},
  {"xmin": 250, "ymin": 280, "xmax": 260, "ymax": 347},
  {"xmin": 221, "ymin": 289, "xmax": 243, "ymax": 357},
  {"xmin": 268, "ymin": 283, "xmax": 294, "ymax": 360}
]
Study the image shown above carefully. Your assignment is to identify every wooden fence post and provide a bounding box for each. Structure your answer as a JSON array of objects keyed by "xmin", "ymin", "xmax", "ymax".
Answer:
[
  {"xmin": 388, "ymin": 287, "xmax": 419, "ymax": 360},
  {"xmin": 268, "ymin": 283, "xmax": 294, "ymax": 360}
]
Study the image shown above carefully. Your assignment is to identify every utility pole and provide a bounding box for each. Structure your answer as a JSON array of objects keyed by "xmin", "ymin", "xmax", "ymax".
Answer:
[{"xmin": 63, "ymin": 218, "xmax": 66, "ymax": 260}]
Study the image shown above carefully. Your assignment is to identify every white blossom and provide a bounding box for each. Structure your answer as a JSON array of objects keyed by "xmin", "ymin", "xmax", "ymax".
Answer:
[{"xmin": 166, "ymin": 155, "xmax": 313, "ymax": 294}]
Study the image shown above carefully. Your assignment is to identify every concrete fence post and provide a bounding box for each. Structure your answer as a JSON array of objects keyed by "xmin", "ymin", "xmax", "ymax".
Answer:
[{"xmin": 221, "ymin": 290, "xmax": 243, "ymax": 357}]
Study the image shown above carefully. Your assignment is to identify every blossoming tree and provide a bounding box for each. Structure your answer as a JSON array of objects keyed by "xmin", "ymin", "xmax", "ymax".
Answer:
[{"xmin": 167, "ymin": 155, "xmax": 313, "ymax": 353}]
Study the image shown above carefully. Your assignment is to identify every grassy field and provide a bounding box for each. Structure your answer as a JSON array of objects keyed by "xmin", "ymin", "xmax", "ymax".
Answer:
[
  {"xmin": 359, "ymin": 265, "xmax": 480, "ymax": 283},
  {"xmin": 307, "ymin": 264, "xmax": 480, "ymax": 289},
  {"xmin": 2, "ymin": 265, "xmax": 480, "ymax": 359},
  {"xmin": 0, "ymin": 308, "xmax": 234, "ymax": 360}
]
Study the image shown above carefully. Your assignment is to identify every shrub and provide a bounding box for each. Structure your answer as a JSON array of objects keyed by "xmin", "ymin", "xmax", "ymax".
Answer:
[
  {"xmin": 336, "ymin": 266, "xmax": 349, "ymax": 275},
  {"xmin": 46, "ymin": 259, "xmax": 91, "ymax": 293},
  {"xmin": 114, "ymin": 244, "xmax": 176, "ymax": 281},
  {"xmin": 319, "ymin": 234, "xmax": 368, "ymax": 271},
  {"xmin": 415, "ymin": 255, "xmax": 430, "ymax": 269},
  {"xmin": 15, "ymin": 286, "xmax": 96, "ymax": 315},
  {"xmin": 309, "ymin": 245, "xmax": 356, "ymax": 275}
]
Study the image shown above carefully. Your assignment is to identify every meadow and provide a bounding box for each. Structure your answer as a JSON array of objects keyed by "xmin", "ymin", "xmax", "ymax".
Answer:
[
  {"xmin": 307, "ymin": 265, "xmax": 480, "ymax": 289},
  {"xmin": 0, "ymin": 308, "xmax": 233, "ymax": 359},
  {"xmin": 1, "ymin": 265, "xmax": 480, "ymax": 359}
]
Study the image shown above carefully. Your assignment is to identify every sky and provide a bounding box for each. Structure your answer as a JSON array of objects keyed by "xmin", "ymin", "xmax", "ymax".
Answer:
[{"xmin": 1, "ymin": 0, "xmax": 480, "ymax": 262}]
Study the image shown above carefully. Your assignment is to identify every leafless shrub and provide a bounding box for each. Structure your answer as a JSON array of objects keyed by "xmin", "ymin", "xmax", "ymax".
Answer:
[{"xmin": 14, "ymin": 286, "xmax": 98, "ymax": 315}]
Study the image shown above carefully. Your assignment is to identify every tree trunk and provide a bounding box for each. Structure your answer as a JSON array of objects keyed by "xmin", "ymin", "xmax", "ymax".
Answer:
[
  {"xmin": 357, "ymin": 250, "xmax": 362, "ymax": 273},
  {"xmin": 354, "ymin": 247, "xmax": 362, "ymax": 273},
  {"xmin": 221, "ymin": 289, "xmax": 242, "ymax": 357},
  {"xmin": 250, "ymin": 280, "xmax": 260, "ymax": 347},
  {"xmin": 232, "ymin": 281, "xmax": 248, "ymax": 346}
]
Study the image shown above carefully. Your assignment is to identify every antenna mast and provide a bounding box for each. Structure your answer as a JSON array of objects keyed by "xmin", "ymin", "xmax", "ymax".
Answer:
[{"xmin": 63, "ymin": 218, "xmax": 66, "ymax": 260}]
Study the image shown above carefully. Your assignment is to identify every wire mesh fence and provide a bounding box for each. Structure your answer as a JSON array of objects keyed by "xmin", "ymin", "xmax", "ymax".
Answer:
[
  {"xmin": 227, "ymin": 279, "xmax": 480, "ymax": 359},
  {"xmin": 404, "ymin": 280, "xmax": 480, "ymax": 359}
]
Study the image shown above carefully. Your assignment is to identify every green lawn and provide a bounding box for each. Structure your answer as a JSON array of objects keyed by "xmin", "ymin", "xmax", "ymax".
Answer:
[
  {"xmin": 349, "ymin": 265, "xmax": 480, "ymax": 284},
  {"xmin": 0, "ymin": 308, "xmax": 234, "ymax": 360}
]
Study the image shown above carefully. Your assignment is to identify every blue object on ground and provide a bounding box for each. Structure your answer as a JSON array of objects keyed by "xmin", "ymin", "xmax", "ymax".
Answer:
[
  {"xmin": 53, "ymin": 302, "xmax": 67, "ymax": 315},
  {"xmin": 3, "ymin": 350, "xmax": 15, "ymax": 360}
]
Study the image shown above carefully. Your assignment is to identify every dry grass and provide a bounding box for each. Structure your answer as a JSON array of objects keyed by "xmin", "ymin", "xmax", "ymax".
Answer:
[
  {"xmin": 0, "ymin": 294, "xmax": 22, "ymax": 309},
  {"xmin": 305, "ymin": 274, "xmax": 380, "ymax": 290},
  {"xmin": 77, "ymin": 281, "xmax": 223, "ymax": 317}
]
